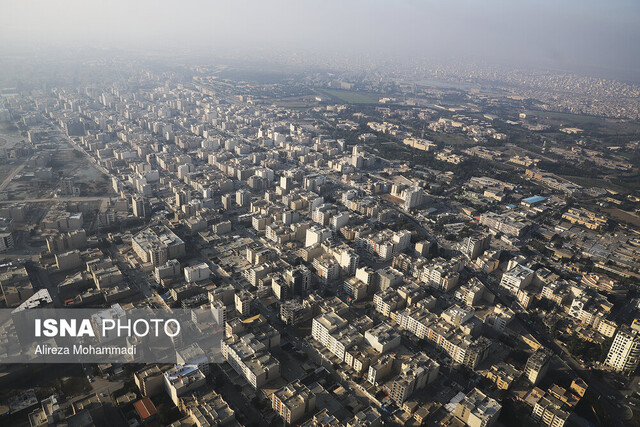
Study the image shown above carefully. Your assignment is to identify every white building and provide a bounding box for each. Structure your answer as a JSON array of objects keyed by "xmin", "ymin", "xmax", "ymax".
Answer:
[
  {"xmin": 454, "ymin": 388, "xmax": 501, "ymax": 427},
  {"xmin": 364, "ymin": 322, "xmax": 400, "ymax": 353},
  {"xmin": 403, "ymin": 187, "xmax": 425, "ymax": 211},
  {"xmin": 312, "ymin": 312, "xmax": 348, "ymax": 347},
  {"xmin": 235, "ymin": 291, "xmax": 252, "ymax": 316},
  {"xmin": 330, "ymin": 212, "xmax": 349, "ymax": 232},
  {"xmin": 221, "ymin": 337, "xmax": 280, "ymax": 389},
  {"xmin": 132, "ymin": 225, "xmax": 186, "ymax": 266},
  {"xmin": 236, "ymin": 189, "xmax": 251, "ymax": 207},
  {"xmin": 176, "ymin": 343, "xmax": 210, "ymax": 376},
  {"xmin": 185, "ymin": 263, "xmax": 211, "ymax": 283},
  {"xmin": 305, "ymin": 226, "xmax": 332, "ymax": 248},
  {"xmin": 500, "ymin": 264, "xmax": 535, "ymax": 294},
  {"xmin": 164, "ymin": 365, "xmax": 207, "ymax": 406},
  {"xmin": 211, "ymin": 299, "xmax": 227, "ymax": 327},
  {"xmin": 605, "ymin": 326, "xmax": 640, "ymax": 375},
  {"xmin": 337, "ymin": 248, "xmax": 359, "ymax": 276}
]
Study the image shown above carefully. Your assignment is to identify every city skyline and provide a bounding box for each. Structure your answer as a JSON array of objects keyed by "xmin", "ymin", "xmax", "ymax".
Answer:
[{"xmin": 1, "ymin": 0, "xmax": 640, "ymax": 82}]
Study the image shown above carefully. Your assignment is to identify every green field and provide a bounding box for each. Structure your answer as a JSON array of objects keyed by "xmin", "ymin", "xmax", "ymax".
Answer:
[
  {"xmin": 525, "ymin": 110, "xmax": 605, "ymax": 125},
  {"xmin": 318, "ymin": 89, "xmax": 379, "ymax": 104},
  {"xmin": 425, "ymin": 130, "xmax": 471, "ymax": 146}
]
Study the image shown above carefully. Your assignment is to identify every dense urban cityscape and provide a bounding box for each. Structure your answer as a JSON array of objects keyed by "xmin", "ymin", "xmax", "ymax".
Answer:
[
  {"xmin": 0, "ymin": 53, "xmax": 638, "ymax": 426},
  {"xmin": 1, "ymin": 1, "xmax": 640, "ymax": 426}
]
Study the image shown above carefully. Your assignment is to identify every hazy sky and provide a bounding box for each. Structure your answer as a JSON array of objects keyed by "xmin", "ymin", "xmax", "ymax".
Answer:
[{"xmin": 1, "ymin": 0, "xmax": 639, "ymax": 80}]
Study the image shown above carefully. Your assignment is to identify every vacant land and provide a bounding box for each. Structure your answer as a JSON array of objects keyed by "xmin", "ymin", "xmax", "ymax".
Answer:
[
  {"xmin": 318, "ymin": 88, "xmax": 379, "ymax": 104},
  {"xmin": 0, "ymin": 164, "xmax": 15, "ymax": 185},
  {"xmin": 0, "ymin": 122, "xmax": 19, "ymax": 134},
  {"xmin": 0, "ymin": 122, "xmax": 24, "ymax": 150},
  {"xmin": 424, "ymin": 129, "xmax": 471, "ymax": 146},
  {"xmin": 272, "ymin": 96, "xmax": 317, "ymax": 109},
  {"xmin": 604, "ymin": 208, "xmax": 640, "ymax": 228},
  {"xmin": 526, "ymin": 110, "xmax": 640, "ymax": 137},
  {"xmin": 526, "ymin": 109, "xmax": 604, "ymax": 124},
  {"xmin": 560, "ymin": 175, "xmax": 628, "ymax": 193}
]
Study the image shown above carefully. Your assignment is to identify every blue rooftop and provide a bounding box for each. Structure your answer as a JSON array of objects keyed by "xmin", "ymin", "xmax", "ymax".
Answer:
[{"xmin": 523, "ymin": 196, "xmax": 546, "ymax": 204}]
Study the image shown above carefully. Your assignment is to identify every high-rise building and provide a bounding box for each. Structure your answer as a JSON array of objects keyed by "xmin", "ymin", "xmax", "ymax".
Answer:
[
  {"xmin": 403, "ymin": 187, "xmax": 425, "ymax": 211},
  {"xmin": 338, "ymin": 248, "xmax": 359, "ymax": 276},
  {"xmin": 235, "ymin": 290, "xmax": 252, "ymax": 316},
  {"xmin": 177, "ymin": 163, "xmax": 195, "ymax": 179},
  {"xmin": 532, "ymin": 394, "xmax": 570, "ymax": 427},
  {"xmin": 330, "ymin": 212, "xmax": 349, "ymax": 232},
  {"xmin": 605, "ymin": 325, "xmax": 640, "ymax": 375},
  {"xmin": 175, "ymin": 189, "xmax": 191, "ymax": 207},
  {"xmin": 210, "ymin": 300, "xmax": 226, "ymax": 327},
  {"xmin": 500, "ymin": 264, "xmax": 535, "ymax": 294},
  {"xmin": 280, "ymin": 176, "xmax": 293, "ymax": 191},
  {"xmin": 236, "ymin": 189, "xmax": 251, "ymax": 207},
  {"xmin": 285, "ymin": 265, "xmax": 311, "ymax": 298},
  {"xmin": 221, "ymin": 194, "xmax": 234, "ymax": 210},
  {"xmin": 305, "ymin": 226, "xmax": 332, "ymax": 248},
  {"xmin": 461, "ymin": 234, "xmax": 491, "ymax": 259},
  {"xmin": 134, "ymin": 365, "xmax": 165, "ymax": 397},
  {"xmin": 132, "ymin": 224, "xmax": 186, "ymax": 266},
  {"xmin": 47, "ymin": 229, "xmax": 87, "ymax": 253},
  {"xmin": 0, "ymin": 231, "xmax": 14, "ymax": 252},
  {"xmin": 132, "ymin": 196, "xmax": 149, "ymax": 218},
  {"xmin": 221, "ymin": 338, "xmax": 280, "ymax": 389},
  {"xmin": 390, "ymin": 353, "xmax": 439, "ymax": 403},
  {"xmin": 524, "ymin": 350, "xmax": 551, "ymax": 385}
]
